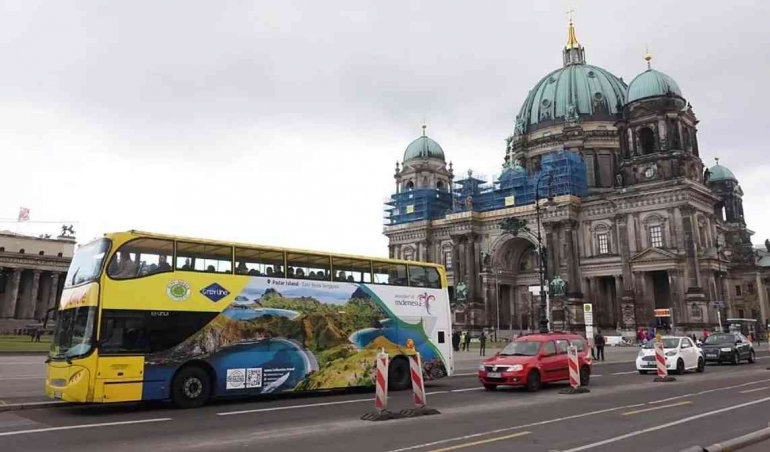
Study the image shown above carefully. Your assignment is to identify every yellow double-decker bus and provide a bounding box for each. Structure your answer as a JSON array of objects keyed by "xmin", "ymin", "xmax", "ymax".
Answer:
[{"xmin": 46, "ymin": 231, "xmax": 453, "ymax": 408}]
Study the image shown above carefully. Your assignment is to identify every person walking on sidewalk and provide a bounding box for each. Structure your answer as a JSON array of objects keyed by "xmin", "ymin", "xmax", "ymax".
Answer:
[
  {"xmin": 464, "ymin": 331, "xmax": 472, "ymax": 351},
  {"xmin": 460, "ymin": 331, "xmax": 467, "ymax": 351},
  {"xmin": 594, "ymin": 330, "xmax": 606, "ymax": 361},
  {"xmin": 479, "ymin": 331, "xmax": 487, "ymax": 357}
]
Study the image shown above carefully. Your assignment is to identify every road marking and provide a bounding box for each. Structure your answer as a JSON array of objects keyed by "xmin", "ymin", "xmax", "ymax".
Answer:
[
  {"xmin": 611, "ymin": 371, "xmax": 638, "ymax": 375},
  {"xmin": 386, "ymin": 405, "xmax": 635, "ymax": 452},
  {"xmin": 452, "ymin": 372, "xmax": 477, "ymax": 377},
  {"xmin": 648, "ymin": 378, "xmax": 770, "ymax": 404},
  {"xmin": 560, "ymin": 396, "xmax": 770, "ymax": 452},
  {"xmin": 621, "ymin": 401, "xmax": 691, "ymax": 416},
  {"xmin": 426, "ymin": 391, "xmax": 450, "ymax": 395},
  {"xmin": 0, "ymin": 418, "xmax": 172, "ymax": 437},
  {"xmin": 0, "ymin": 376, "xmax": 46, "ymax": 381},
  {"xmin": 740, "ymin": 386, "xmax": 770, "ymax": 394},
  {"xmin": 450, "ymin": 387, "xmax": 483, "ymax": 393},
  {"xmin": 428, "ymin": 431, "xmax": 531, "ymax": 452},
  {"xmin": 218, "ymin": 398, "xmax": 372, "ymax": 416},
  {"xmin": 592, "ymin": 375, "xmax": 603, "ymax": 377}
]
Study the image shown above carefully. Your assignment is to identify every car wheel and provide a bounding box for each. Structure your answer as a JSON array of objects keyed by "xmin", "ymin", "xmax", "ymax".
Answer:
[
  {"xmin": 696, "ymin": 357, "xmax": 705, "ymax": 373},
  {"xmin": 580, "ymin": 366, "xmax": 590, "ymax": 386},
  {"xmin": 525, "ymin": 370, "xmax": 541, "ymax": 392},
  {"xmin": 388, "ymin": 357, "xmax": 410, "ymax": 391},
  {"xmin": 731, "ymin": 352, "xmax": 739, "ymax": 366},
  {"xmin": 638, "ymin": 370, "xmax": 649, "ymax": 375},
  {"xmin": 676, "ymin": 359, "xmax": 685, "ymax": 375},
  {"xmin": 748, "ymin": 351, "xmax": 756, "ymax": 364},
  {"xmin": 483, "ymin": 384, "xmax": 497, "ymax": 391},
  {"xmin": 171, "ymin": 365, "xmax": 212, "ymax": 409}
]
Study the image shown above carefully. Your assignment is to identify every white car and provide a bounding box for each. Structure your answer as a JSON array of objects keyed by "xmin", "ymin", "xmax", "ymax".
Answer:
[{"xmin": 635, "ymin": 336, "xmax": 705, "ymax": 375}]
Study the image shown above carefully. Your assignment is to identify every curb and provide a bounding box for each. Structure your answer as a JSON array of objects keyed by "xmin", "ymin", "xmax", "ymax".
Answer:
[
  {"xmin": 0, "ymin": 401, "xmax": 68, "ymax": 413},
  {"xmin": 0, "ymin": 351, "xmax": 49, "ymax": 356}
]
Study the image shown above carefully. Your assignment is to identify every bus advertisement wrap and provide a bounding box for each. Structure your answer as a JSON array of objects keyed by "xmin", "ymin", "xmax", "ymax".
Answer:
[{"xmin": 141, "ymin": 275, "xmax": 449, "ymax": 400}]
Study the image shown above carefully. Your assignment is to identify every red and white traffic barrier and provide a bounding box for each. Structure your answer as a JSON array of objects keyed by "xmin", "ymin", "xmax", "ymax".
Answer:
[
  {"xmin": 409, "ymin": 353, "xmax": 426, "ymax": 408},
  {"xmin": 568, "ymin": 346, "xmax": 580, "ymax": 389},
  {"xmin": 654, "ymin": 341, "xmax": 667, "ymax": 378},
  {"xmin": 375, "ymin": 350, "xmax": 389, "ymax": 412}
]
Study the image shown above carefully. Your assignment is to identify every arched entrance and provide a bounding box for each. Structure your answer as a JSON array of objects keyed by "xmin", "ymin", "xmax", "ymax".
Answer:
[{"xmin": 485, "ymin": 233, "xmax": 541, "ymax": 334}]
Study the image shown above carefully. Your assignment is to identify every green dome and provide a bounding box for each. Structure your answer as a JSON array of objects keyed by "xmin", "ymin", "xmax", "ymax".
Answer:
[
  {"xmin": 627, "ymin": 69, "xmax": 682, "ymax": 103},
  {"xmin": 708, "ymin": 163, "xmax": 737, "ymax": 183},
  {"xmin": 403, "ymin": 135, "xmax": 445, "ymax": 162},
  {"xmin": 515, "ymin": 64, "xmax": 627, "ymax": 135}
]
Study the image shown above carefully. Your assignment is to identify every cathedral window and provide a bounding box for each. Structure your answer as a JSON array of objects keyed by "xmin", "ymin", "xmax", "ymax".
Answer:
[
  {"xmin": 437, "ymin": 181, "xmax": 445, "ymax": 191},
  {"xmin": 402, "ymin": 247, "xmax": 415, "ymax": 261},
  {"xmin": 584, "ymin": 153, "xmax": 596, "ymax": 187},
  {"xmin": 639, "ymin": 127, "xmax": 655, "ymax": 154},
  {"xmin": 406, "ymin": 181, "xmax": 414, "ymax": 191},
  {"xmin": 650, "ymin": 225, "xmax": 664, "ymax": 248},
  {"xmin": 443, "ymin": 250, "xmax": 452, "ymax": 269},
  {"xmin": 597, "ymin": 233, "xmax": 610, "ymax": 255}
]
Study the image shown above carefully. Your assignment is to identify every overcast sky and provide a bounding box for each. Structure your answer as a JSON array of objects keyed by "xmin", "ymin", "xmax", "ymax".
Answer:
[{"xmin": 1, "ymin": 0, "xmax": 769, "ymax": 256}]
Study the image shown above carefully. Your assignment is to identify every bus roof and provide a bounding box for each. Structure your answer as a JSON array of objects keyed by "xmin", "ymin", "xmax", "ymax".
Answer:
[{"xmin": 102, "ymin": 230, "xmax": 444, "ymax": 269}]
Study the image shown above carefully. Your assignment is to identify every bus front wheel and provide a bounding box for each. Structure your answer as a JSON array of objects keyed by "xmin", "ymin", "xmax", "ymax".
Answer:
[
  {"xmin": 388, "ymin": 357, "xmax": 411, "ymax": 391},
  {"xmin": 172, "ymin": 365, "xmax": 212, "ymax": 409}
]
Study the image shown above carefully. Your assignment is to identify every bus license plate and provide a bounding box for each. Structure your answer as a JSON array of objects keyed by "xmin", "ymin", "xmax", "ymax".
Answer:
[
  {"xmin": 487, "ymin": 372, "xmax": 501, "ymax": 378},
  {"xmin": 53, "ymin": 391, "xmax": 62, "ymax": 399}
]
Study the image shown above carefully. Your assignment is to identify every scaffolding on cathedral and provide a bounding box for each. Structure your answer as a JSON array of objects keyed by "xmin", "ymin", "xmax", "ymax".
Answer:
[{"xmin": 384, "ymin": 150, "xmax": 588, "ymax": 226}]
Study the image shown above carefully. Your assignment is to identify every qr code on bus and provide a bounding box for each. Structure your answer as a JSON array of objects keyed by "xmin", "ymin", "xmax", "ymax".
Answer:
[{"xmin": 246, "ymin": 368, "xmax": 263, "ymax": 388}]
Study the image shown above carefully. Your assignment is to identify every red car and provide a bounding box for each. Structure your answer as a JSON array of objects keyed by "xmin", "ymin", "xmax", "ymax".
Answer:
[{"xmin": 478, "ymin": 332, "xmax": 592, "ymax": 391}]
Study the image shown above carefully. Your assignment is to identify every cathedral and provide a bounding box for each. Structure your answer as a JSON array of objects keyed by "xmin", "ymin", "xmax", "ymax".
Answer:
[{"xmin": 383, "ymin": 21, "xmax": 770, "ymax": 335}]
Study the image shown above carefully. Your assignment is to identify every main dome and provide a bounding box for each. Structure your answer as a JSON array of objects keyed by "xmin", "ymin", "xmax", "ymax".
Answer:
[
  {"xmin": 403, "ymin": 135, "xmax": 445, "ymax": 162},
  {"xmin": 515, "ymin": 64, "xmax": 627, "ymax": 134},
  {"xmin": 708, "ymin": 163, "xmax": 737, "ymax": 183},
  {"xmin": 514, "ymin": 21, "xmax": 627, "ymax": 136}
]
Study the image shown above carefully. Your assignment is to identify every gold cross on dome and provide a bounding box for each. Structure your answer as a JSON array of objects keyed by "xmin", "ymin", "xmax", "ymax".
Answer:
[{"xmin": 567, "ymin": 8, "xmax": 575, "ymax": 22}]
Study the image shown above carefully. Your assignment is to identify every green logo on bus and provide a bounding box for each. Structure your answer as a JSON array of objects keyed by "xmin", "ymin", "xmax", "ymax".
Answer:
[{"xmin": 166, "ymin": 280, "xmax": 191, "ymax": 302}]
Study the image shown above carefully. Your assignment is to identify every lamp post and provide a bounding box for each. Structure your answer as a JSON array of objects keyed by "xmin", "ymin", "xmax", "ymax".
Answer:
[{"xmin": 535, "ymin": 171, "xmax": 554, "ymax": 334}]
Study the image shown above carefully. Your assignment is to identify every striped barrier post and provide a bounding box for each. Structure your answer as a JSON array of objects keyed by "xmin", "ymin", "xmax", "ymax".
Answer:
[
  {"xmin": 653, "ymin": 339, "xmax": 676, "ymax": 382},
  {"xmin": 559, "ymin": 345, "xmax": 589, "ymax": 394},
  {"xmin": 409, "ymin": 353, "xmax": 426, "ymax": 408},
  {"xmin": 375, "ymin": 350, "xmax": 389, "ymax": 412}
]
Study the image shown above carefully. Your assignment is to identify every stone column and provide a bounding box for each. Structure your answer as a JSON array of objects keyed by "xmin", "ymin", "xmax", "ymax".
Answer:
[
  {"xmin": 563, "ymin": 220, "xmax": 579, "ymax": 296},
  {"xmin": 21, "ymin": 270, "xmax": 41, "ymax": 320},
  {"xmin": 48, "ymin": 273, "xmax": 61, "ymax": 310},
  {"xmin": 545, "ymin": 223, "xmax": 558, "ymax": 281},
  {"xmin": 36, "ymin": 272, "xmax": 52, "ymax": 320},
  {"xmin": 2, "ymin": 269, "xmax": 22, "ymax": 318},
  {"xmin": 465, "ymin": 233, "xmax": 477, "ymax": 302},
  {"xmin": 388, "ymin": 245, "xmax": 395, "ymax": 259}
]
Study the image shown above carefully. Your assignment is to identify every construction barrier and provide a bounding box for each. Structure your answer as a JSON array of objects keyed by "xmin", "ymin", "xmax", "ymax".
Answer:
[
  {"xmin": 361, "ymin": 350, "xmax": 439, "ymax": 421},
  {"xmin": 559, "ymin": 345, "xmax": 589, "ymax": 394},
  {"xmin": 653, "ymin": 340, "xmax": 676, "ymax": 382}
]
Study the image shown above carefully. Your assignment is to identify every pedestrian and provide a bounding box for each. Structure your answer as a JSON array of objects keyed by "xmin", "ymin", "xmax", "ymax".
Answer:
[
  {"xmin": 595, "ymin": 330, "xmax": 606, "ymax": 361},
  {"xmin": 702, "ymin": 328, "xmax": 710, "ymax": 340},
  {"xmin": 460, "ymin": 331, "xmax": 466, "ymax": 351},
  {"xmin": 464, "ymin": 331, "xmax": 472, "ymax": 351},
  {"xmin": 479, "ymin": 330, "xmax": 487, "ymax": 357},
  {"xmin": 452, "ymin": 331, "xmax": 461, "ymax": 352}
]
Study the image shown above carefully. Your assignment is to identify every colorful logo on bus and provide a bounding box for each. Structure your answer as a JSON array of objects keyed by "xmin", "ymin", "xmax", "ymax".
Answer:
[
  {"xmin": 418, "ymin": 293, "xmax": 435, "ymax": 315},
  {"xmin": 200, "ymin": 283, "xmax": 230, "ymax": 302},
  {"xmin": 166, "ymin": 280, "xmax": 191, "ymax": 302}
]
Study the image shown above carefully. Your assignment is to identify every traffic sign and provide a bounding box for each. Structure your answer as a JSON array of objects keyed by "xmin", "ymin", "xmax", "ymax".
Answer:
[{"xmin": 654, "ymin": 309, "xmax": 671, "ymax": 317}]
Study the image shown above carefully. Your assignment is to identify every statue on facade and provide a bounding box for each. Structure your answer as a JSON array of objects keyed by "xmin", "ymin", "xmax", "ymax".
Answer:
[
  {"xmin": 703, "ymin": 168, "xmax": 711, "ymax": 184},
  {"xmin": 464, "ymin": 194, "xmax": 473, "ymax": 211},
  {"xmin": 59, "ymin": 225, "xmax": 75, "ymax": 238},
  {"xmin": 550, "ymin": 275, "xmax": 567, "ymax": 296},
  {"xmin": 764, "ymin": 238, "xmax": 770, "ymax": 253},
  {"xmin": 565, "ymin": 102, "xmax": 580, "ymax": 126},
  {"xmin": 455, "ymin": 281, "xmax": 468, "ymax": 302},
  {"xmin": 514, "ymin": 115, "xmax": 525, "ymax": 135},
  {"xmin": 615, "ymin": 172, "xmax": 624, "ymax": 187},
  {"xmin": 481, "ymin": 252, "xmax": 492, "ymax": 270}
]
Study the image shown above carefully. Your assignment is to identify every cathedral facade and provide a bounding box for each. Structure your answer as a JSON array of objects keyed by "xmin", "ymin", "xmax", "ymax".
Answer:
[{"xmin": 383, "ymin": 22, "xmax": 770, "ymax": 335}]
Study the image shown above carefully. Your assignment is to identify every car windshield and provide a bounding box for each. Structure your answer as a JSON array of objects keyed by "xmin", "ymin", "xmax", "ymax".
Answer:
[
  {"xmin": 643, "ymin": 338, "xmax": 680, "ymax": 349},
  {"xmin": 704, "ymin": 334, "xmax": 735, "ymax": 345},
  {"xmin": 49, "ymin": 306, "xmax": 97, "ymax": 359},
  {"xmin": 499, "ymin": 341, "xmax": 541, "ymax": 356},
  {"xmin": 64, "ymin": 238, "xmax": 111, "ymax": 287}
]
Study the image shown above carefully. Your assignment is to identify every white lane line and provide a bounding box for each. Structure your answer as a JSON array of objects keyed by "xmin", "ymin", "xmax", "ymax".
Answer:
[
  {"xmin": 426, "ymin": 391, "xmax": 450, "ymax": 395},
  {"xmin": 452, "ymin": 372, "xmax": 477, "ymax": 377},
  {"xmin": 218, "ymin": 398, "xmax": 372, "ymax": 416},
  {"xmin": 451, "ymin": 387, "xmax": 484, "ymax": 393},
  {"xmin": 739, "ymin": 386, "xmax": 770, "ymax": 394},
  {"xmin": 0, "ymin": 376, "xmax": 46, "ymax": 381},
  {"xmin": 648, "ymin": 378, "xmax": 770, "ymax": 404},
  {"xmin": 592, "ymin": 375, "xmax": 603, "ymax": 377},
  {"xmin": 0, "ymin": 418, "xmax": 172, "ymax": 437},
  {"xmin": 386, "ymin": 404, "xmax": 639, "ymax": 452},
  {"xmin": 611, "ymin": 371, "xmax": 638, "ymax": 375},
  {"xmin": 560, "ymin": 395, "xmax": 770, "ymax": 452}
]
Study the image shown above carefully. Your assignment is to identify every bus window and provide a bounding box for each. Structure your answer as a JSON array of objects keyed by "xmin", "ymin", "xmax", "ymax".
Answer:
[
  {"xmin": 176, "ymin": 242, "xmax": 233, "ymax": 274},
  {"xmin": 426, "ymin": 267, "xmax": 441, "ymax": 288},
  {"xmin": 373, "ymin": 262, "xmax": 407, "ymax": 286},
  {"xmin": 286, "ymin": 253, "xmax": 331, "ymax": 280},
  {"xmin": 235, "ymin": 248, "xmax": 285, "ymax": 277},
  {"xmin": 108, "ymin": 238, "xmax": 174, "ymax": 280},
  {"xmin": 331, "ymin": 257, "xmax": 372, "ymax": 283},
  {"xmin": 408, "ymin": 265, "xmax": 429, "ymax": 287}
]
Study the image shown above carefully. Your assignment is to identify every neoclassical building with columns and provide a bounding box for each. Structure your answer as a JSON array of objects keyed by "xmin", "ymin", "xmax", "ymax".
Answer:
[
  {"xmin": 0, "ymin": 231, "xmax": 74, "ymax": 333},
  {"xmin": 383, "ymin": 22, "xmax": 770, "ymax": 334}
]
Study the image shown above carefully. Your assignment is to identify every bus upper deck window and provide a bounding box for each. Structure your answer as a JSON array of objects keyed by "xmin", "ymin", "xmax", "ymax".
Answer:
[
  {"xmin": 235, "ymin": 248, "xmax": 285, "ymax": 277},
  {"xmin": 373, "ymin": 262, "xmax": 407, "ymax": 286},
  {"xmin": 177, "ymin": 242, "xmax": 233, "ymax": 274},
  {"xmin": 332, "ymin": 257, "xmax": 372, "ymax": 283},
  {"xmin": 108, "ymin": 238, "xmax": 174, "ymax": 280},
  {"xmin": 286, "ymin": 253, "xmax": 331, "ymax": 281}
]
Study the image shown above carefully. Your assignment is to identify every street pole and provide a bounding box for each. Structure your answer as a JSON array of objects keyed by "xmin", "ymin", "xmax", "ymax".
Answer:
[
  {"xmin": 535, "ymin": 172, "xmax": 552, "ymax": 334},
  {"xmin": 495, "ymin": 269, "xmax": 500, "ymax": 342}
]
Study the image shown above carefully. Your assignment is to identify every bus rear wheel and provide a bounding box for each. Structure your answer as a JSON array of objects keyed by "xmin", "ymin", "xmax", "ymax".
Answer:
[
  {"xmin": 172, "ymin": 365, "xmax": 212, "ymax": 409},
  {"xmin": 388, "ymin": 357, "xmax": 411, "ymax": 391}
]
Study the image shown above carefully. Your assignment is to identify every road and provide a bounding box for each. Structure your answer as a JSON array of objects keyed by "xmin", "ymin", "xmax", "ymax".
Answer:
[{"xmin": 1, "ymin": 349, "xmax": 769, "ymax": 451}]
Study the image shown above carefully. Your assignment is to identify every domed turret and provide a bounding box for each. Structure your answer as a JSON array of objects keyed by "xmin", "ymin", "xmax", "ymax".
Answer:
[
  {"xmin": 627, "ymin": 67, "xmax": 682, "ymax": 103},
  {"xmin": 707, "ymin": 161, "xmax": 737, "ymax": 183},
  {"xmin": 403, "ymin": 125, "xmax": 445, "ymax": 162}
]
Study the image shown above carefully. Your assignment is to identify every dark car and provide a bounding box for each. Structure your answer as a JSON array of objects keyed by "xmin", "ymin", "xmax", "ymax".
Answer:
[{"xmin": 700, "ymin": 332, "xmax": 756, "ymax": 364}]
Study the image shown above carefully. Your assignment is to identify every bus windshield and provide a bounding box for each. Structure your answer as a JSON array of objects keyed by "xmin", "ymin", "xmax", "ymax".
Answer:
[
  {"xmin": 50, "ymin": 306, "xmax": 97, "ymax": 359},
  {"xmin": 64, "ymin": 238, "xmax": 111, "ymax": 287}
]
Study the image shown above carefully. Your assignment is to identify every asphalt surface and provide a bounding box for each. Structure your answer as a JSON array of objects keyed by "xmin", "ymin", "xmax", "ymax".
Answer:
[{"xmin": 1, "ymin": 349, "xmax": 769, "ymax": 451}]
